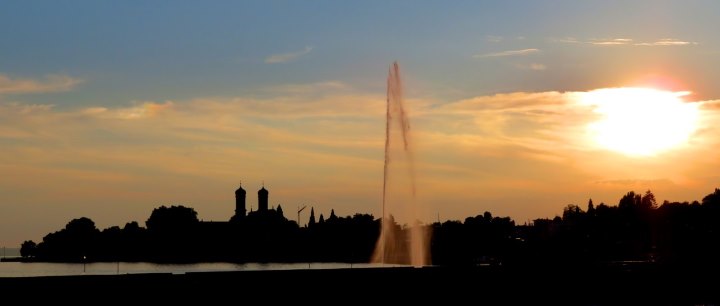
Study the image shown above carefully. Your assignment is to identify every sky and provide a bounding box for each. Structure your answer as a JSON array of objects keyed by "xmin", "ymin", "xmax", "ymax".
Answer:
[{"xmin": 3, "ymin": 1, "xmax": 720, "ymax": 246}]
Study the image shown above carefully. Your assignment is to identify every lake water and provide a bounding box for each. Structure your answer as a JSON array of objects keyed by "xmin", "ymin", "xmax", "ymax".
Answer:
[
  {"xmin": 0, "ymin": 260, "xmax": 401, "ymax": 278},
  {"xmin": 2, "ymin": 248, "xmax": 20, "ymax": 257},
  {"xmin": 0, "ymin": 247, "xmax": 407, "ymax": 277}
]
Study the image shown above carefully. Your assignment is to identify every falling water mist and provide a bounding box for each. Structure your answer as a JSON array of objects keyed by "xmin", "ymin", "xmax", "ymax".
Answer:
[{"xmin": 371, "ymin": 62, "xmax": 430, "ymax": 267}]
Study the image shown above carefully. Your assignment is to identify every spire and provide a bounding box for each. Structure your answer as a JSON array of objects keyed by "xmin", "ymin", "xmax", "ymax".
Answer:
[
  {"xmin": 235, "ymin": 180, "xmax": 246, "ymax": 194},
  {"xmin": 308, "ymin": 207, "xmax": 316, "ymax": 228}
]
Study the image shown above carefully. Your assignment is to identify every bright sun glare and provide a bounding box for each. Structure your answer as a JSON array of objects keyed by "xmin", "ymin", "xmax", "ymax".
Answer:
[{"xmin": 581, "ymin": 87, "xmax": 699, "ymax": 156}]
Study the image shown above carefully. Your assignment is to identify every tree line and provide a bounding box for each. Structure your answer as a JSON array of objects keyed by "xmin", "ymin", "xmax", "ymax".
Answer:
[{"xmin": 18, "ymin": 189, "xmax": 720, "ymax": 267}]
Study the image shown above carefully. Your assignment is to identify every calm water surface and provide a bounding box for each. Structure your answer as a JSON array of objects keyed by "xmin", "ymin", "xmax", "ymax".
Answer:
[
  {"xmin": 0, "ymin": 248, "xmax": 405, "ymax": 277},
  {"xmin": 0, "ymin": 261, "xmax": 400, "ymax": 277}
]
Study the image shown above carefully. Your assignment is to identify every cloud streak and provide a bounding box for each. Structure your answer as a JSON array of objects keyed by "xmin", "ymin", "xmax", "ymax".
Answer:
[
  {"xmin": 485, "ymin": 35, "xmax": 503, "ymax": 42},
  {"xmin": 264, "ymin": 46, "xmax": 313, "ymax": 64},
  {"xmin": 0, "ymin": 74, "xmax": 83, "ymax": 94},
  {"xmin": 589, "ymin": 38, "xmax": 633, "ymax": 45},
  {"xmin": 635, "ymin": 39, "xmax": 698, "ymax": 46},
  {"xmin": 515, "ymin": 63, "xmax": 547, "ymax": 71},
  {"xmin": 555, "ymin": 37, "xmax": 698, "ymax": 47},
  {"xmin": 473, "ymin": 48, "xmax": 540, "ymax": 58}
]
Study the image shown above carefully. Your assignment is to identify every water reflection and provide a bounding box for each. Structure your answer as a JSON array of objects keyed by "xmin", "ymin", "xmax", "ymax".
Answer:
[{"xmin": 0, "ymin": 262, "xmax": 407, "ymax": 277}]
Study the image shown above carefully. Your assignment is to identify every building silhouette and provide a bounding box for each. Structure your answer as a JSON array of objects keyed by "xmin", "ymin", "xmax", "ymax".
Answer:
[
  {"xmin": 235, "ymin": 183, "xmax": 246, "ymax": 219},
  {"xmin": 258, "ymin": 186, "xmax": 269, "ymax": 212},
  {"xmin": 232, "ymin": 182, "xmax": 272, "ymax": 221}
]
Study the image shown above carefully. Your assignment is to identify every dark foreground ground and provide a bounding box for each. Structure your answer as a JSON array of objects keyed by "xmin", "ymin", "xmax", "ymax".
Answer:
[{"xmin": 1, "ymin": 264, "xmax": 718, "ymax": 305}]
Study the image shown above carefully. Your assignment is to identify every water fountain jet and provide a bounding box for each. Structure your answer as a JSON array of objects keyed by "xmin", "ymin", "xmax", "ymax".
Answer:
[{"xmin": 371, "ymin": 62, "xmax": 430, "ymax": 267}]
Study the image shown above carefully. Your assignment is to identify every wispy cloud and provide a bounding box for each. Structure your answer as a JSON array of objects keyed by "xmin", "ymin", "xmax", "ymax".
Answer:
[
  {"xmin": 107, "ymin": 101, "xmax": 175, "ymax": 120},
  {"xmin": 529, "ymin": 63, "xmax": 546, "ymax": 70},
  {"xmin": 554, "ymin": 37, "xmax": 698, "ymax": 47},
  {"xmin": 485, "ymin": 35, "xmax": 503, "ymax": 42},
  {"xmin": 589, "ymin": 38, "xmax": 633, "ymax": 45},
  {"xmin": 552, "ymin": 37, "xmax": 581, "ymax": 44},
  {"xmin": 438, "ymin": 91, "xmax": 574, "ymax": 112},
  {"xmin": 264, "ymin": 46, "xmax": 313, "ymax": 64},
  {"xmin": 635, "ymin": 38, "xmax": 698, "ymax": 46},
  {"xmin": 515, "ymin": 63, "xmax": 547, "ymax": 71},
  {"xmin": 0, "ymin": 102, "xmax": 54, "ymax": 114},
  {"xmin": 0, "ymin": 74, "xmax": 83, "ymax": 94},
  {"xmin": 473, "ymin": 48, "xmax": 540, "ymax": 58}
]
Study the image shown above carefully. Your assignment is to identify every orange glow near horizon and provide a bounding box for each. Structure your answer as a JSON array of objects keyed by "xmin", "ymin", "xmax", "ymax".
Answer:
[{"xmin": 580, "ymin": 87, "xmax": 699, "ymax": 157}]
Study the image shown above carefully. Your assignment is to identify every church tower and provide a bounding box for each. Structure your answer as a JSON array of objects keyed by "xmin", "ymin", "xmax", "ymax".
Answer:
[
  {"xmin": 235, "ymin": 182, "xmax": 246, "ymax": 218},
  {"xmin": 258, "ymin": 185, "xmax": 269, "ymax": 212}
]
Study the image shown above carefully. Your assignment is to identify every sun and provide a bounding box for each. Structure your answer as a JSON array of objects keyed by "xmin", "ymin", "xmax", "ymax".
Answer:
[{"xmin": 580, "ymin": 87, "xmax": 699, "ymax": 156}]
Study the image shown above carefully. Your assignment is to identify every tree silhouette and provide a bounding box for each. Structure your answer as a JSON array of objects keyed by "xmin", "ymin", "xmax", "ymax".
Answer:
[
  {"xmin": 702, "ymin": 188, "xmax": 720, "ymax": 207},
  {"xmin": 619, "ymin": 191, "xmax": 641, "ymax": 210},
  {"xmin": 20, "ymin": 240, "xmax": 36, "ymax": 258},
  {"xmin": 640, "ymin": 190, "xmax": 657, "ymax": 210},
  {"xmin": 146, "ymin": 205, "xmax": 199, "ymax": 232},
  {"xmin": 562, "ymin": 204, "xmax": 583, "ymax": 220},
  {"xmin": 145, "ymin": 205, "xmax": 199, "ymax": 261},
  {"xmin": 34, "ymin": 217, "xmax": 99, "ymax": 261}
]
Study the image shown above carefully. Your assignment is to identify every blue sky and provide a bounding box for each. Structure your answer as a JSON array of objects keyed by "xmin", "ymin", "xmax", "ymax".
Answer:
[
  {"xmin": 3, "ymin": 1, "xmax": 720, "ymax": 245},
  {"xmin": 4, "ymin": 0, "xmax": 719, "ymax": 106}
]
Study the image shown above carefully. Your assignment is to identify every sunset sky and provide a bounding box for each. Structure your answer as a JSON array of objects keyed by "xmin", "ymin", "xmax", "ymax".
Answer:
[{"xmin": 3, "ymin": 1, "xmax": 720, "ymax": 246}]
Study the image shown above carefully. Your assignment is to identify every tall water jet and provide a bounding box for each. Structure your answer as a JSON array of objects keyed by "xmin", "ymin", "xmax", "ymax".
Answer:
[{"xmin": 371, "ymin": 62, "xmax": 430, "ymax": 267}]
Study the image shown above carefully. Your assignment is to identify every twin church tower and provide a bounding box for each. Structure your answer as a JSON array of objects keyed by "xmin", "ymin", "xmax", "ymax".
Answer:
[{"xmin": 234, "ymin": 182, "xmax": 269, "ymax": 219}]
